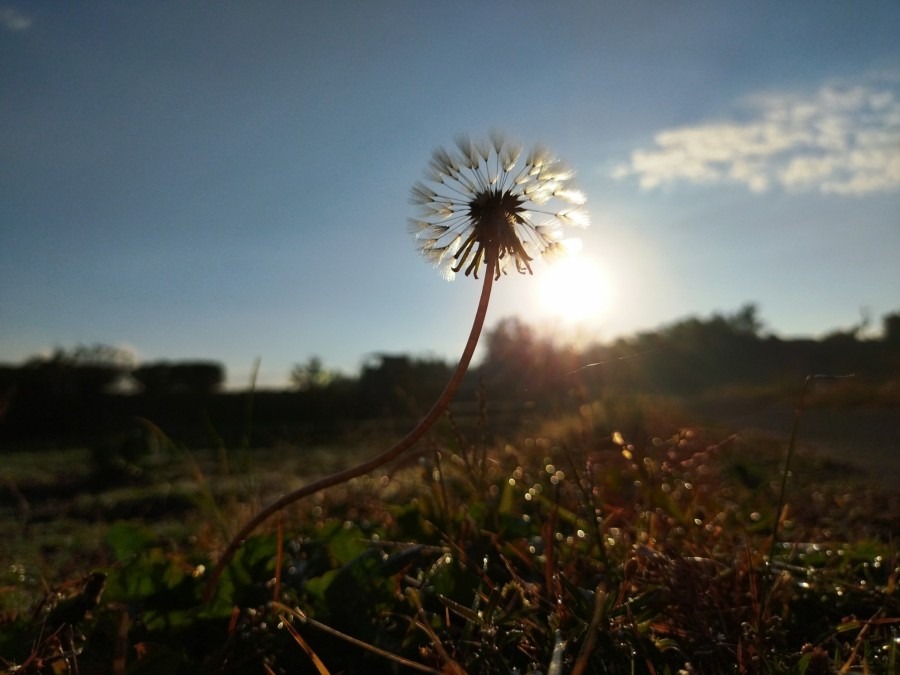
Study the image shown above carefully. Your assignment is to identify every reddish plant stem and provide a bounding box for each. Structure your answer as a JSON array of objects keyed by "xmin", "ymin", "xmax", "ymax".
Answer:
[{"xmin": 204, "ymin": 263, "xmax": 496, "ymax": 601}]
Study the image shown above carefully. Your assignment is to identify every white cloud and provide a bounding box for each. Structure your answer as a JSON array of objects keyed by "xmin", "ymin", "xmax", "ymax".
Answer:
[
  {"xmin": 0, "ymin": 7, "xmax": 31, "ymax": 31},
  {"xmin": 613, "ymin": 77, "xmax": 900, "ymax": 197}
]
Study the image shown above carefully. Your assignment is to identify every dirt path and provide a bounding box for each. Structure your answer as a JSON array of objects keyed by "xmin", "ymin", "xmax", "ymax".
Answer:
[{"xmin": 698, "ymin": 406, "xmax": 900, "ymax": 488}]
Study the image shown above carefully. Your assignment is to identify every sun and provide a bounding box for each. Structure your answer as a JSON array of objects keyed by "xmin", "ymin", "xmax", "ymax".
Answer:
[{"xmin": 535, "ymin": 254, "xmax": 613, "ymax": 324}]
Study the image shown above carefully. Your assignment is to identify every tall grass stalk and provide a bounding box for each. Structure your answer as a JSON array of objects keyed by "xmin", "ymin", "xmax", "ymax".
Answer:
[
  {"xmin": 764, "ymin": 372, "xmax": 855, "ymax": 618},
  {"xmin": 769, "ymin": 373, "xmax": 856, "ymax": 556}
]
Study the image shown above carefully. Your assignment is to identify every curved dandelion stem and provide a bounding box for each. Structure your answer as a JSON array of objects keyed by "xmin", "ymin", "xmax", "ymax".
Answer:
[
  {"xmin": 203, "ymin": 251, "xmax": 497, "ymax": 601},
  {"xmin": 205, "ymin": 134, "xmax": 587, "ymax": 600}
]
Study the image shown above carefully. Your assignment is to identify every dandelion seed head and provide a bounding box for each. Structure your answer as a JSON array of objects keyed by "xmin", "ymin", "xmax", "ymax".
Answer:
[{"xmin": 411, "ymin": 133, "xmax": 589, "ymax": 280}]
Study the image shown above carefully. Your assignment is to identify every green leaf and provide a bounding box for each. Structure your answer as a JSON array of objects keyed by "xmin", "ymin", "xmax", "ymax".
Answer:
[
  {"xmin": 105, "ymin": 522, "xmax": 157, "ymax": 562},
  {"xmin": 327, "ymin": 523, "xmax": 367, "ymax": 565},
  {"xmin": 304, "ymin": 568, "xmax": 340, "ymax": 602}
]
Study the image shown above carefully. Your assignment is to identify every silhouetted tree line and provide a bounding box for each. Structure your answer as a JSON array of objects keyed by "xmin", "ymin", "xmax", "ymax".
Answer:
[
  {"xmin": 576, "ymin": 305, "xmax": 900, "ymax": 399},
  {"xmin": 0, "ymin": 348, "xmax": 225, "ymax": 448},
  {"xmin": 0, "ymin": 346, "xmax": 135, "ymax": 444},
  {"xmin": 1, "ymin": 305, "xmax": 898, "ymax": 450}
]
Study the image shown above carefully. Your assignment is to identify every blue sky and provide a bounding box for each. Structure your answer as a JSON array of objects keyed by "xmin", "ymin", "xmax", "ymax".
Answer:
[{"xmin": 1, "ymin": 1, "xmax": 898, "ymax": 388}]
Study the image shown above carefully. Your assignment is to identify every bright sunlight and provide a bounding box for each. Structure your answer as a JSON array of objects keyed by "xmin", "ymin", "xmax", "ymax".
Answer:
[{"xmin": 536, "ymin": 253, "xmax": 613, "ymax": 324}]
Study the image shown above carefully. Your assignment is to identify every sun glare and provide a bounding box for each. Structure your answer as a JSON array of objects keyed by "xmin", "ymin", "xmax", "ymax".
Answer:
[{"xmin": 536, "ymin": 254, "xmax": 613, "ymax": 324}]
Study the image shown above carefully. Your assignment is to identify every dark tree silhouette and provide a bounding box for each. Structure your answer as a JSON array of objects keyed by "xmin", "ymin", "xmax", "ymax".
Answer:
[
  {"xmin": 132, "ymin": 361, "xmax": 224, "ymax": 397},
  {"xmin": 882, "ymin": 311, "xmax": 900, "ymax": 345},
  {"xmin": 289, "ymin": 356, "xmax": 335, "ymax": 391},
  {"xmin": 357, "ymin": 354, "xmax": 452, "ymax": 417}
]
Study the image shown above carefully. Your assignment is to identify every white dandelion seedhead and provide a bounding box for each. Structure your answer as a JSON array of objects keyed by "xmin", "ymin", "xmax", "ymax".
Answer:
[{"xmin": 410, "ymin": 133, "xmax": 589, "ymax": 280}]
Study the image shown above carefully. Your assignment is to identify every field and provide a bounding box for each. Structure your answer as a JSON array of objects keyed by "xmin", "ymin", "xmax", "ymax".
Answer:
[{"xmin": 1, "ymin": 394, "xmax": 898, "ymax": 674}]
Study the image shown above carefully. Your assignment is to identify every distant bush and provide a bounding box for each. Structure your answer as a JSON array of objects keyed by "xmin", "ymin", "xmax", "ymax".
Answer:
[{"xmin": 132, "ymin": 361, "xmax": 224, "ymax": 397}]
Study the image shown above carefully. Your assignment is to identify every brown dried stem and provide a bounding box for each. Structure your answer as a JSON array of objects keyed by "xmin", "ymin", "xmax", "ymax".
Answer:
[{"xmin": 204, "ymin": 255, "xmax": 496, "ymax": 600}]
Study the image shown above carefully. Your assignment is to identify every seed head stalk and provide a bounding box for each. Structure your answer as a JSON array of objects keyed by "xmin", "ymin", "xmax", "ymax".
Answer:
[{"xmin": 204, "ymin": 250, "xmax": 496, "ymax": 600}]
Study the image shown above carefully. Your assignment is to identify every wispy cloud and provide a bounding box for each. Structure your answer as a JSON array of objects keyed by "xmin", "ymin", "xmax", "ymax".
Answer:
[
  {"xmin": 613, "ymin": 77, "xmax": 900, "ymax": 197},
  {"xmin": 0, "ymin": 6, "xmax": 32, "ymax": 31}
]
